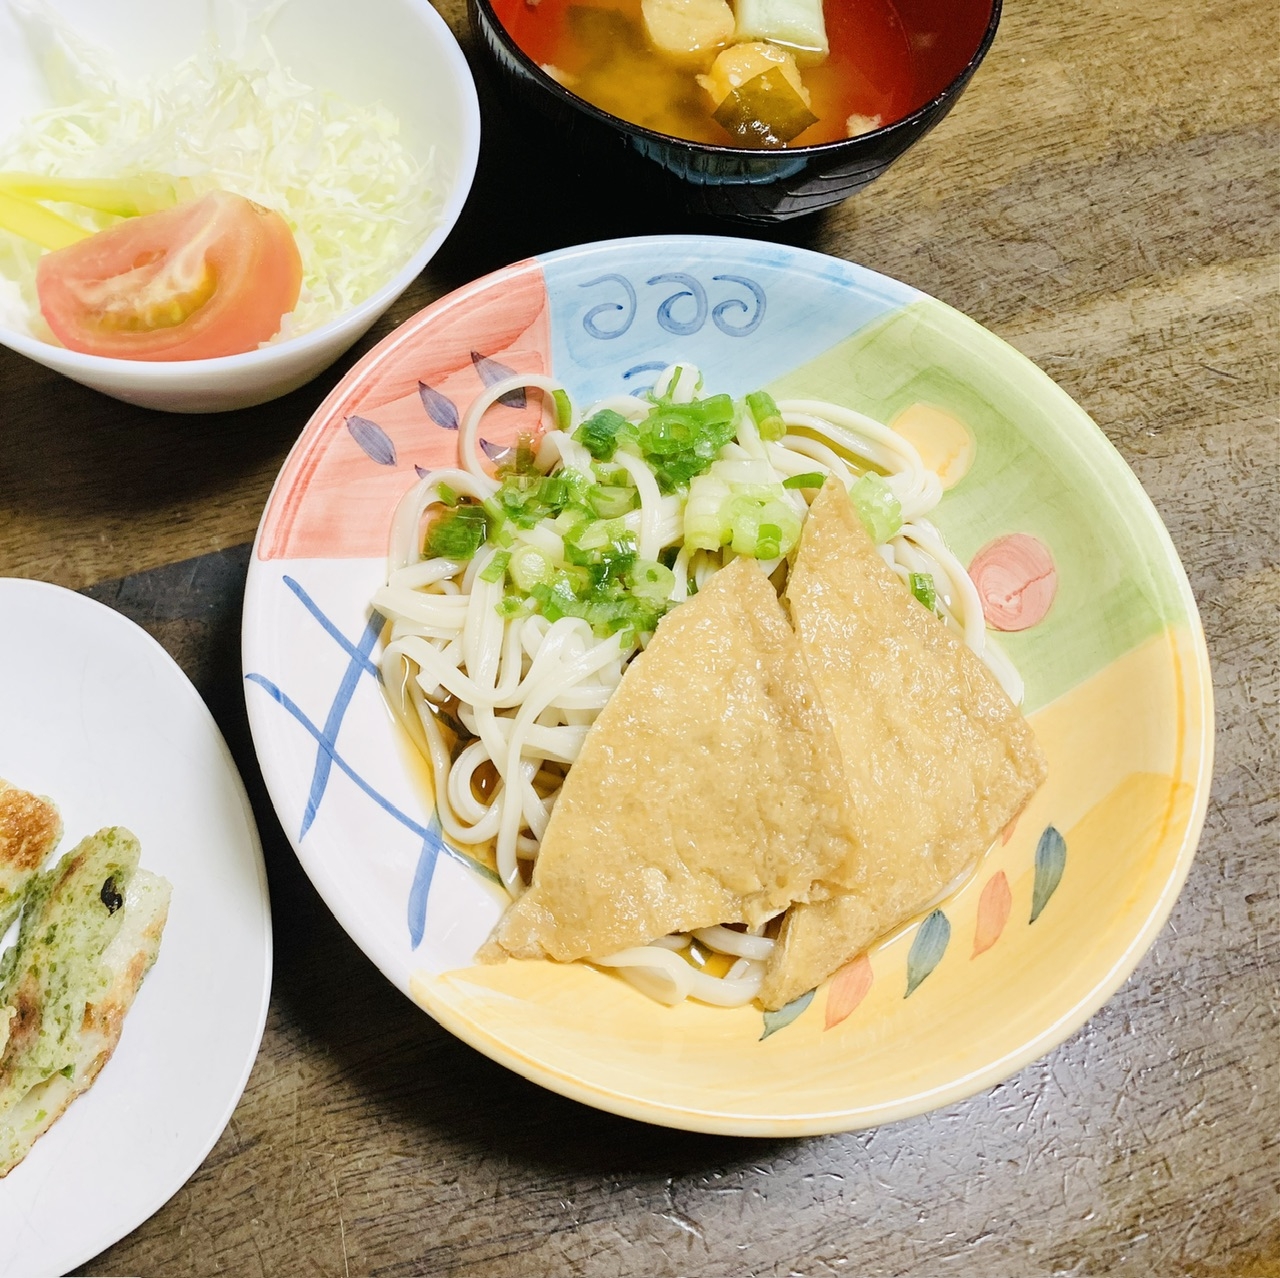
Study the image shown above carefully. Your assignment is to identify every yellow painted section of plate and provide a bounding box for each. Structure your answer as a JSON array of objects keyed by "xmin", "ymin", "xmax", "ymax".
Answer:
[{"xmin": 410, "ymin": 623, "xmax": 1210, "ymax": 1135}]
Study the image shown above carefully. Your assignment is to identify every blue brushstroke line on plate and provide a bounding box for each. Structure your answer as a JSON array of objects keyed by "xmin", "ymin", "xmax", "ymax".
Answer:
[
  {"xmin": 246, "ymin": 673, "xmax": 434, "ymax": 835},
  {"xmin": 299, "ymin": 612, "xmax": 383, "ymax": 840},
  {"xmin": 623, "ymin": 361, "xmax": 669, "ymax": 381},
  {"xmin": 246, "ymin": 670, "xmax": 496, "ymax": 877},
  {"xmin": 283, "ymin": 576, "xmax": 380, "ymax": 679},
  {"xmin": 1030, "ymin": 825, "xmax": 1067, "ymax": 923},
  {"xmin": 407, "ymin": 810, "xmax": 448, "ymax": 949}
]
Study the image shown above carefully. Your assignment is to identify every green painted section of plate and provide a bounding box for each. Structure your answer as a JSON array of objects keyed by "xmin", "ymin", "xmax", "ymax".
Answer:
[{"xmin": 766, "ymin": 298, "xmax": 1189, "ymax": 713}]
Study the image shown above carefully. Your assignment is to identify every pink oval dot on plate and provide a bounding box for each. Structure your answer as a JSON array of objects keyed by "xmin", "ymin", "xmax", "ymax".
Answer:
[{"xmin": 969, "ymin": 533, "xmax": 1057, "ymax": 631}]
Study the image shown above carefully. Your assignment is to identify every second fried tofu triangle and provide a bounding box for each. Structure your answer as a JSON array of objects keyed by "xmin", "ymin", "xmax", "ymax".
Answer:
[
  {"xmin": 489, "ymin": 555, "xmax": 866, "ymax": 963},
  {"xmin": 758, "ymin": 478, "xmax": 1048, "ymax": 1008}
]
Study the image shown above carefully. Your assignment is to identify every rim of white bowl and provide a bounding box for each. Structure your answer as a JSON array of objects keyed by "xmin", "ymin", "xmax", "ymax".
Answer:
[{"xmin": 0, "ymin": 0, "xmax": 480, "ymax": 381}]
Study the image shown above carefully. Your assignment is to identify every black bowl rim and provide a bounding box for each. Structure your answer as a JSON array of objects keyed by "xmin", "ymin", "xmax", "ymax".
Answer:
[{"xmin": 470, "ymin": 0, "xmax": 1003, "ymax": 158}]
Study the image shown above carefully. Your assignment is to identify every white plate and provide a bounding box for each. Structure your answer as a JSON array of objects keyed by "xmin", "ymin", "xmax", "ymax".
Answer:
[{"xmin": 0, "ymin": 579, "xmax": 271, "ymax": 1276}]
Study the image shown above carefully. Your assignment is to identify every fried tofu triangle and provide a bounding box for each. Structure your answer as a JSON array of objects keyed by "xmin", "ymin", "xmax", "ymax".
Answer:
[
  {"xmin": 759, "ymin": 479, "xmax": 1047, "ymax": 1010},
  {"xmin": 489, "ymin": 555, "xmax": 865, "ymax": 964},
  {"xmin": 0, "ymin": 779, "xmax": 62, "ymax": 939}
]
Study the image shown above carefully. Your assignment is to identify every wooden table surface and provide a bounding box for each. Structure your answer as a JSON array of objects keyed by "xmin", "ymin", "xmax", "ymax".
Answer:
[{"xmin": 2, "ymin": 0, "xmax": 1277, "ymax": 1273}]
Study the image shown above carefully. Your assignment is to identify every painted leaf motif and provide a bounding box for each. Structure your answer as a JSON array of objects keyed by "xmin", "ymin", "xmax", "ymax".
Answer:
[
  {"xmin": 414, "ymin": 464, "xmax": 430, "ymax": 478},
  {"xmin": 761, "ymin": 988, "xmax": 815, "ymax": 1040},
  {"xmin": 905, "ymin": 909, "xmax": 951, "ymax": 997},
  {"xmin": 1030, "ymin": 825, "xmax": 1067, "ymax": 923},
  {"xmin": 972, "ymin": 870, "xmax": 1012, "ymax": 957},
  {"xmin": 480, "ymin": 438, "xmax": 511, "ymax": 463},
  {"xmin": 825, "ymin": 954, "xmax": 873, "ymax": 1029},
  {"xmin": 346, "ymin": 415, "xmax": 397, "ymax": 467},
  {"xmin": 418, "ymin": 381, "xmax": 460, "ymax": 429},
  {"xmin": 471, "ymin": 350, "xmax": 526, "ymax": 408}
]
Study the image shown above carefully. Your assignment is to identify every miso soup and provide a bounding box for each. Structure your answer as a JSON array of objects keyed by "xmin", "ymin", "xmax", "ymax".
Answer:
[{"xmin": 489, "ymin": 0, "xmax": 978, "ymax": 148}]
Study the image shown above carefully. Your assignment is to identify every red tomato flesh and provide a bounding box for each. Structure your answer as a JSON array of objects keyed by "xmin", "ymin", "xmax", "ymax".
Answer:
[{"xmin": 36, "ymin": 190, "xmax": 303, "ymax": 361}]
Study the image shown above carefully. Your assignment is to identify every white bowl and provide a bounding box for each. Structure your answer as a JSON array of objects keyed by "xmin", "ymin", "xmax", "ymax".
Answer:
[{"xmin": 0, "ymin": 0, "xmax": 480, "ymax": 413}]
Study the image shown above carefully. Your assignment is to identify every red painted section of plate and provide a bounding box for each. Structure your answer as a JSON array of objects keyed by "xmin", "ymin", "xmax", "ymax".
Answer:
[{"xmin": 259, "ymin": 260, "xmax": 552, "ymax": 560}]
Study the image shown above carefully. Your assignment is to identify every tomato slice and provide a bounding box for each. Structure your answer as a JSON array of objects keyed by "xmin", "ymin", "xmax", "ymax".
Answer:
[{"xmin": 36, "ymin": 190, "xmax": 303, "ymax": 361}]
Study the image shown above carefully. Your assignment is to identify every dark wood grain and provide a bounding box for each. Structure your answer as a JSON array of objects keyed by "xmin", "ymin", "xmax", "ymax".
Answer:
[{"xmin": 0, "ymin": 0, "xmax": 1275, "ymax": 1272}]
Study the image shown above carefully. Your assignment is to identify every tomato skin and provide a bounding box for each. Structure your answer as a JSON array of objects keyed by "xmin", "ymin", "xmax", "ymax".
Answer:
[{"xmin": 36, "ymin": 190, "xmax": 303, "ymax": 361}]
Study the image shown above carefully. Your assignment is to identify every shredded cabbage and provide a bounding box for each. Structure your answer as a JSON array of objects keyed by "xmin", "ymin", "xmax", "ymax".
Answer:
[{"xmin": 0, "ymin": 1, "xmax": 440, "ymax": 342}]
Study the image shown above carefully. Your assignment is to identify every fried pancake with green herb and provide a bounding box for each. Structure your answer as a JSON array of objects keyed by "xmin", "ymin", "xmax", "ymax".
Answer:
[
  {"xmin": 0, "ymin": 826, "xmax": 170, "ymax": 1176},
  {"xmin": 0, "ymin": 779, "xmax": 61, "ymax": 940}
]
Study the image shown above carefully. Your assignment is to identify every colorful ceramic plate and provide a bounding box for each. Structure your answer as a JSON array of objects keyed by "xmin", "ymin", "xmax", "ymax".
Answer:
[
  {"xmin": 0, "ymin": 580, "xmax": 271, "ymax": 1275},
  {"xmin": 242, "ymin": 236, "xmax": 1212, "ymax": 1136}
]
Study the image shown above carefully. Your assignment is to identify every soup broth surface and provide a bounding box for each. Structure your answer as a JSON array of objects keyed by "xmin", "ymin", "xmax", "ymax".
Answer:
[{"xmin": 492, "ymin": 0, "xmax": 919, "ymax": 147}]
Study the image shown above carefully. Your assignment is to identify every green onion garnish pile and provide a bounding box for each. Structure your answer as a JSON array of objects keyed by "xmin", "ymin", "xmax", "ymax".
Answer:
[{"xmin": 419, "ymin": 376, "xmax": 908, "ymax": 644}]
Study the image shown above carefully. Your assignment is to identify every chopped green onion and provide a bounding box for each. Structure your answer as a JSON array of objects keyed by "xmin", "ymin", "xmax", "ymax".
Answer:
[
  {"xmin": 633, "ymin": 394, "xmax": 737, "ymax": 493},
  {"xmin": 709, "ymin": 458, "xmax": 775, "ymax": 488},
  {"xmin": 496, "ymin": 594, "xmax": 537, "ymax": 620},
  {"xmin": 437, "ymin": 482, "xmax": 459, "ymax": 506},
  {"xmin": 479, "ymin": 551, "xmax": 511, "ymax": 583},
  {"xmin": 746, "ymin": 390, "xmax": 785, "ymax": 442},
  {"xmin": 756, "ymin": 523, "xmax": 782, "ymax": 559},
  {"xmin": 561, "ymin": 468, "xmax": 595, "ymax": 504},
  {"xmin": 782, "ymin": 471, "xmax": 826, "ymax": 489},
  {"xmin": 849, "ymin": 472, "xmax": 903, "ymax": 544},
  {"xmin": 564, "ymin": 518, "xmax": 621, "ymax": 558},
  {"xmin": 496, "ymin": 433, "xmax": 538, "ymax": 478},
  {"xmin": 553, "ymin": 388, "xmax": 573, "ymax": 431},
  {"xmin": 659, "ymin": 363, "xmax": 702, "ymax": 401},
  {"xmin": 508, "ymin": 544, "xmax": 554, "ymax": 592},
  {"xmin": 592, "ymin": 462, "xmax": 632, "ymax": 487},
  {"xmin": 575, "ymin": 409, "xmax": 632, "ymax": 460},
  {"xmin": 583, "ymin": 534, "xmax": 639, "ymax": 586},
  {"xmin": 587, "ymin": 485, "xmax": 638, "ymax": 519},
  {"xmin": 909, "ymin": 572, "xmax": 937, "ymax": 611},
  {"xmin": 684, "ymin": 474, "xmax": 732, "ymax": 551},
  {"xmin": 538, "ymin": 476, "xmax": 570, "ymax": 509},
  {"xmin": 553, "ymin": 506, "xmax": 591, "ymax": 537},
  {"xmin": 722, "ymin": 493, "xmax": 803, "ymax": 559},
  {"xmin": 628, "ymin": 560, "xmax": 675, "ymax": 606},
  {"xmin": 529, "ymin": 573, "xmax": 584, "ymax": 623},
  {"xmin": 424, "ymin": 503, "xmax": 489, "ymax": 560}
]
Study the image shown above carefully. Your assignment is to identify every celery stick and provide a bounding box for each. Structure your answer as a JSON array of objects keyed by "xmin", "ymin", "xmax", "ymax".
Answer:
[
  {"xmin": 0, "ymin": 172, "xmax": 194, "ymax": 217},
  {"xmin": 0, "ymin": 190, "xmax": 90, "ymax": 251},
  {"xmin": 733, "ymin": 0, "xmax": 829, "ymax": 62}
]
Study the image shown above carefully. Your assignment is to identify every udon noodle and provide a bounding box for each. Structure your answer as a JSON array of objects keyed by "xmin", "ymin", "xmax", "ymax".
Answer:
[{"xmin": 377, "ymin": 364, "xmax": 1018, "ymax": 1007}]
